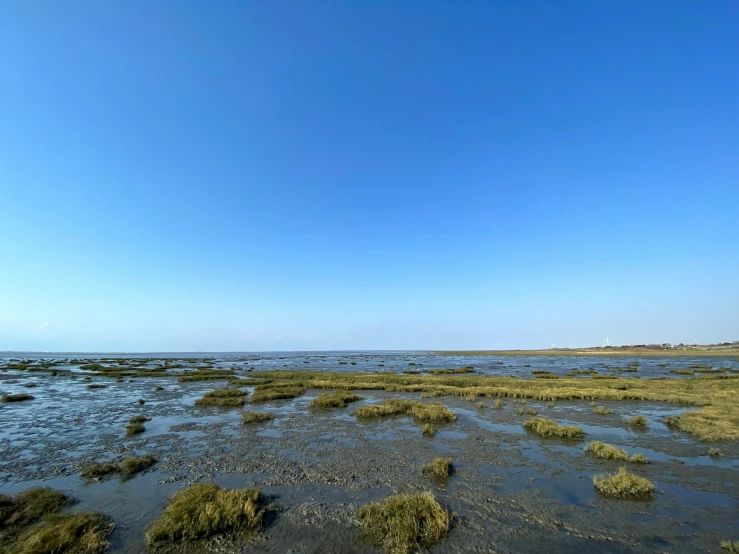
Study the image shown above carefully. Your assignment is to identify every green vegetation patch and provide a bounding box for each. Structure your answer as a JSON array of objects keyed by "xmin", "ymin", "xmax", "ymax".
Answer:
[
  {"xmin": 1, "ymin": 394, "xmax": 34, "ymax": 403},
  {"xmin": 81, "ymin": 455, "xmax": 157, "ymax": 480},
  {"xmin": 194, "ymin": 388, "xmax": 248, "ymax": 407},
  {"xmin": 0, "ymin": 488, "xmax": 70, "ymax": 528},
  {"xmin": 178, "ymin": 370, "xmax": 235, "ymax": 382},
  {"xmin": 310, "ymin": 391, "xmax": 362, "ymax": 408},
  {"xmin": 249, "ymin": 386, "xmax": 305, "ymax": 403},
  {"xmin": 355, "ymin": 399, "xmax": 456, "ymax": 422},
  {"xmin": 120, "ymin": 455, "xmax": 157, "ymax": 476},
  {"xmin": 585, "ymin": 441, "xmax": 629, "ymax": 461},
  {"xmin": 9, "ymin": 512, "xmax": 112, "ymax": 554},
  {"xmin": 145, "ymin": 483, "xmax": 268, "ymax": 545},
  {"xmin": 591, "ymin": 405, "xmax": 614, "ymax": 415},
  {"xmin": 722, "ymin": 540, "xmax": 739, "ymax": 553},
  {"xmin": 585, "ymin": 441, "xmax": 648, "ymax": 464},
  {"xmin": 232, "ymin": 369, "xmax": 739, "ymax": 441},
  {"xmin": 593, "ymin": 467, "xmax": 655, "ymax": 499},
  {"xmin": 523, "ymin": 417, "xmax": 584, "ymax": 439},
  {"xmin": 81, "ymin": 462, "xmax": 121, "ymax": 481},
  {"xmin": 242, "ymin": 411, "xmax": 275, "ymax": 424},
  {"xmin": 357, "ymin": 492, "xmax": 450, "ymax": 554},
  {"xmin": 421, "ymin": 424, "xmax": 435, "ymax": 436},
  {"xmin": 125, "ymin": 422, "xmax": 146, "ymax": 435},
  {"xmin": 423, "ymin": 367, "xmax": 475, "ymax": 375},
  {"xmin": 629, "ymin": 415, "xmax": 649, "ymax": 427},
  {"xmin": 421, "ymin": 457, "xmax": 453, "ymax": 479},
  {"xmin": 630, "ymin": 453, "xmax": 649, "ymax": 464}
]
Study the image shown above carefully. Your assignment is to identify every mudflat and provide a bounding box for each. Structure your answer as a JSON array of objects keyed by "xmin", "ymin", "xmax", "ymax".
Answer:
[{"xmin": 1, "ymin": 352, "xmax": 738, "ymax": 553}]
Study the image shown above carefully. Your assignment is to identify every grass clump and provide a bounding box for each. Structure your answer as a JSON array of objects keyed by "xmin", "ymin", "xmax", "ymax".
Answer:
[
  {"xmin": 120, "ymin": 454, "xmax": 156, "ymax": 476},
  {"xmin": 630, "ymin": 453, "xmax": 649, "ymax": 464},
  {"xmin": 709, "ymin": 447, "xmax": 723, "ymax": 458},
  {"xmin": 421, "ymin": 424, "xmax": 435, "ymax": 436},
  {"xmin": 81, "ymin": 462, "xmax": 121, "ymax": 480},
  {"xmin": 241, "ymin": 368, "xmax": 739, "ymax": 441},
  {"xmin": 0, "ymin": 488, "xmax": 70, "ymax": 528},
  {"xmin": 523, "ymin": 417, "xmax": 584, "ymax": 439},
  {"xmin": 421, "ymin": 457, "xmax": 453, "ymax": 479},
  {"xmin": 722, "ymin": 540, "xmax": 739, "ymax": 553},
  {"xmin": 355, "ymin": 400, "xmax": 456, "ymax": 422},
  {"xmin": 494, "ymin": 399, "xmax": 503, "ymax": 409},
  {"xmin": 1, "ymin": 394, "xmax": 34, "ymax": 403},
  {"xmin": 585, "ymin": 441, "xmax": 628, "ymax": 461},
  {"xmin": 129, "ymin": 415, "xmax": 150, "ymax": 423},
  {"xmin": 593, "ymin": 467, "xmax": 655, "ymax": 499},
  {"xmin": 629, "ymin": 415, "xmax": 649, "ymax": 427},
  {"xmin": 357, "ymin": 492, "xmax": 450, "ymax": 554},
  {"xmin": 242, "ymin": 411, "xmax": 275, "ymax": 424},
  {"xmin": 10, "ymin": 512, "xmax": 112, "ymax": 554},
  {"xmin": 310, "ymin": 391, "xmax": 362, "ymax": 408},
  {"xmin": 515, "ymin": 406, "xmax": 538, "ymax": 415},
  {"xmin": 424, "ymin": 367, "xmax": 475, "ymax": 375},
  {"xmin": 145, "ymin": 483, "xmax": 267, "ymax": 545},
  {"xmin": 194, "ymin": 389, "xmax": 248, "ymax": 407},
  {"xmin": 178, "ymin": 370, "xmax": 235, "ymax": 382},
  {"xmin": 591, "ymin": 405, "xmax": 614, "ymax": 415},
  {"xmin": 125, "ymin": 422, "xmax": 146, "ymax": 435},
  {"xmin": 249, "ymin": 386, "xmax": 304, "ymax": 403}
]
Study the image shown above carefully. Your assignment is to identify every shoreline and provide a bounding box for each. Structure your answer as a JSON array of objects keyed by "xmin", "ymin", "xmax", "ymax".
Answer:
[{"xmin": 435, "ymin": 348, "xmax": 739, "ymax": 357}]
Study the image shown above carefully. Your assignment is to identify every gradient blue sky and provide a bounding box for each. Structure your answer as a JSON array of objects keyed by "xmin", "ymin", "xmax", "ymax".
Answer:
[{"xmin": 1, "ymin": 1, "xmax": 737, "ymax": 352}]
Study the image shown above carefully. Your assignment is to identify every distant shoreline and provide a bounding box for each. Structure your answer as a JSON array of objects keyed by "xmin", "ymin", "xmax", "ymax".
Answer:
[
  {"xmin": 436, "ymin": 348, "xmax": 739, "ymax": 357},
  {"xmin": 1, "ymin": 347, "xmax": 737, "ymax": 358}
]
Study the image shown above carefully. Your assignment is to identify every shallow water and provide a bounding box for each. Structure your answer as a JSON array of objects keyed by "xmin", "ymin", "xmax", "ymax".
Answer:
[{"xmin": 2, "ymin": 352, "xmax": 739, "ymax": 553}]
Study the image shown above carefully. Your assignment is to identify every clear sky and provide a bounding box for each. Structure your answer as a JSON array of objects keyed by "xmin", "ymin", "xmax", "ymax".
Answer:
[{"xmin": 1, "ymin": 1, "xmax": 737, "ymax": 352}]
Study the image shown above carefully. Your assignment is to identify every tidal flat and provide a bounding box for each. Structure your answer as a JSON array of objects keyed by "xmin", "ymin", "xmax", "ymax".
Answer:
[{"xmin": 1, "ymin": 351, "xmax": 739, "ymax": 553}]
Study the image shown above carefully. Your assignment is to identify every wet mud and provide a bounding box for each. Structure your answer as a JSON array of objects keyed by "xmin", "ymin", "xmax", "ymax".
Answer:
[{"xmin": 1, "ymin": 353, "xmax": 738, "ymax": 553}]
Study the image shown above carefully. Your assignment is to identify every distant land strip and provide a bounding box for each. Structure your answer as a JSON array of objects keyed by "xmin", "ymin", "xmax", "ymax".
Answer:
[{"xmin": 436, "ymin": 346, "xmax": 739, "ymax": 357}]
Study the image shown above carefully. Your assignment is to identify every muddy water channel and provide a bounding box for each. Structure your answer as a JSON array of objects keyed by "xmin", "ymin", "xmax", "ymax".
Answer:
[{"xmin": 1, "ymin": 353, "xmax": 739, "ymax": 553}]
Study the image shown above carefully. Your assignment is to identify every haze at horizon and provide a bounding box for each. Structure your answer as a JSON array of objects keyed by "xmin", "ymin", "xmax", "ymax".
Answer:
[{"xmin": 1, "ymin": 1, "xmax": 737, "ymax": 352}]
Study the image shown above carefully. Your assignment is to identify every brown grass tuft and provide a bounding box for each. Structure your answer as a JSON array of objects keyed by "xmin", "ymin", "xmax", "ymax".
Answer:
[
  {"xmin": 357, "ymin": 492, "xmax": 450, "ymax": 554},
  {"xmin": 81, "ymin": 462, "xmax": 120, "ymax": 480},
  {"xmin": 0, "ymin": 488, "xmax": 70, "ymax": 528},
  {"xmin": 354, "ymin": 399, "xmax": 456, "ymax": 422},
  {"xmin": 310, "ymin": 391, "xmax": 362, "ymax": 408},
  {"xmin": 421, "ymin": 424, "xmax": 435, "ymax": 436},
  {"xmin": 593, "ymin": 467, "xmax": 655, "ymax": 498},
  {"xmin": 125, "ymin": 422, "xmax": 146, "ymax": 435},
  {"xmin": 242, "ymin": 411, "xmax": 275, "ymax": 424},
  {"xmin": 523, "ymin": 417, "xmax": 584, "ymax": 438},
  {"xmin": 145, "ymin": 483, "xmax": 267, "ymax": 545},
  {"xmin": 120, "ymin": 455, "xmax": 157, "ymax": 476},
  {"xmin": 421, "ymin": 457, "xmax": 453, "ymax": 479},
  {"xmin": 249, "ymin": 387, "xmax": 304, "ymax": 403},
  {"xmin": 10, "ymin": 512, "xmax": 112, "ymax": 554},
  {"xmin": 585, "ymin": 441, "xmax": 628, "ymax": 461}
]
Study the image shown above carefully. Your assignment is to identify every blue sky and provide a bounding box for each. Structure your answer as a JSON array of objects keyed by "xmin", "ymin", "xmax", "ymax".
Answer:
[{"xmin": 1, "ymin": 1, "xmax": 737, "ymax": 352}]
